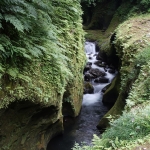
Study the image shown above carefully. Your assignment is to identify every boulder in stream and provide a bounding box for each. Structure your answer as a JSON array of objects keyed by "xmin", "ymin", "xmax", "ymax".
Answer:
[
  {"xmin": 94, "ymin": 61, "xmax": 106, "ymax": 68},
  {"xmin": 87, "ymin": 62, "xmax": 92, "ymax": 66},
  {"xmin": 84, "ymin": 73, "xmax": 93, "ymax": 81},
  {"xmin": 84, "ymin": 62, "xmax": 92, "ymax": 72},
  {"xmin": 89, "ymin": 68, "xmax": 106, "ymax": 78},
  {"xmin": 84, "ymin": 82, "xmax": 94, "ymax": 94},
  {"xmin": 108, "ymin": 69, "xmax": 116, "ymax": 74},
  {"xmin": 94, "ymin": 77, "xmax": 109, "ymax": 83}
]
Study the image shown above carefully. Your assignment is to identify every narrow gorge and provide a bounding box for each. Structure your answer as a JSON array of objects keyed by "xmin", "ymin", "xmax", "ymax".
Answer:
[
  {"xmin": 47, "ymin": 41, "xmax": 117, "ymax": 149},
  {"xmin": 0, "ymin": 0, "xmax": 150, "ymax": 150}
]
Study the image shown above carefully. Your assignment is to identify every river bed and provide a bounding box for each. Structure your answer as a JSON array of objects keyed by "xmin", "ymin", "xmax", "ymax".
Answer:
[{"xmin": 47, "ymin": 42, "xmax": 117, "ymax": 150}]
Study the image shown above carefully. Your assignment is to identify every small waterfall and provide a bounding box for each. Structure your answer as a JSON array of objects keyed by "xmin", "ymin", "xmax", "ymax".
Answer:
[
  {"xmin": 83, "ymin": 42, "xmax": 117, "ymax": 105},
  {"xmin": 85, "ymin": 42, "xmax": 96, "ymax": 54}
]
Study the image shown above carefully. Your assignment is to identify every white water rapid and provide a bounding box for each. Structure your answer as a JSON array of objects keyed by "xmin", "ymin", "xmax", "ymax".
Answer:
[{"xmin": 83, "ymin": 41, "xmax": 117, "ymax": 106}]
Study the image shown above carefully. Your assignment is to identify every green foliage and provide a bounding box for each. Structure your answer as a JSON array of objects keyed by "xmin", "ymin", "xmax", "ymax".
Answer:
[
  {"xmin": 126, "ymin": 60, "xmax": 150, "ymax": 108},
  {"xmin": 103, "ymin": 105, "xmax": 150, "ymax": 141},
  {"xmin": 135, "ymin": 46, "xmax": 150, "ymax": 68},
  {"xmin": 138, "ymin": 0, "xmax": 150, "ymax": 10},
  {"xmin": 0, "ymin": 0, "xmax": 86, "ymax": 108}
]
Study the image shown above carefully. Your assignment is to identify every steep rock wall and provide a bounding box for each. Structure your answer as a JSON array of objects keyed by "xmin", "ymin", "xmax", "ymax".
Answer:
[
  {"xmin": 98, "ymin": 14, "xmax": 150, "ymax": 128},
  {"xmin": 0, "ymin": 1, "xmax": 86, "ymax": 149}
]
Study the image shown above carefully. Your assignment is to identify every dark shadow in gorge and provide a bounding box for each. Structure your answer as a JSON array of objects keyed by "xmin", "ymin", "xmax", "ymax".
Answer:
[{"xmin": 81, "ymin": 0, "xmax": 122, "ymax": 30}]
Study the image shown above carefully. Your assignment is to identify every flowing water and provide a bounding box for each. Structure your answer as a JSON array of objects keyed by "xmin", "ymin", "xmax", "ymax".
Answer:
[{"xmin": 47, "ymin": 42, "xmax": 117, "ymax": 150}]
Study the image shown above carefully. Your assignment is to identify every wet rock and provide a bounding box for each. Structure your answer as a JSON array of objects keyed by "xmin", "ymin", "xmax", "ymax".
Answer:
[
  {"xmin": 89, "ymin": 56, "xmax": 92, "ymax": 59},
  {"xmin": 108, "ymin": 69, "xmax": 115, "ymax": 74},
  {"xmin": 102, "ymin": 62, "xmax": 107, "ymax": 65},
  {"xmin": 98, "ymin": 75, "xmax": 123, "ymax": 129},
  {"xmin": 104, "ymin": 67, "xmax": 107, "ymax": 72},
  {"xmin": 102, "ymin": 75, "xmax": 120, "ymax": 105},
  {"xmin": 89, "ymin": 68, "xmax": 106, "ymax": 78},
  {"xmin": 109, "ymin": 64, "xmax": 115, "ymax": 70},
  {"xmin": 94, "ymin": 61, "xmax": 107, "ymax": 68},
  {"xmin": 96, "ymin": 55, "xmax": 103, "ymax": 61},
  {"xmin": 96, "ymin": 51, "xmax": 107, "ymax": 62},
  {"xmin": 94, "ymin": 77, "xmax": 109, "ymax": 83},
  {"xmin": 99, "ymin": 63, "xmax": 106, "ymax": 67},
  {"xmin": 87, "ymin": 62, "xmax": 92, "ymax": 66},
  {"xmin": 84, "ymin": 73, "xmax": 92, "ymax": 81},
  {"xmin": 84, "ymin": 82, "xmax": 94, "ymax": 94},
  {"xmin": 101, "ymin": 87, "xmax": 107, "ymax": 93},
  {"xmin": 94, "ymin": 78, "xmax": 99, "ymax": 83},
  {"xmin": 94, "ymin": 60, "xmax": 102, "ymax": 65},
  {"xmin": 101, "ymin": 83, "xmax": 111, "ymax": 93},
  {"xmin": 99, "ymin": 77, "xmax": 109, "ymax": 83},
  {"xmin": 84, "ymin": 64, "xmax": 92, "ymax": 72},
  {"xmin": 0, "ymin": 100, "xmax": 63, "ymax": 150},
  {"xmin": 93, "ymin": 54, "xmax": 98, "ymax": 57}
]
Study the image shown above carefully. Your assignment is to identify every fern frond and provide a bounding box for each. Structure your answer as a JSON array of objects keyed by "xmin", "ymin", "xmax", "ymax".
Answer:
[
  {"xmin": 0, "ymin": 44, "xmax": 5, "ymax": 52},
  {"xmin": 18, "ymin": 73, "xmax": 31, "ymax": 82},
  {"xmin": 25, "ymin": 4, "xmax": 37, "ymax": 19},
  {"xmin": 8, "ymin": 5, "xmax": 26, "ymax": 15},
  {"xmin": 28, "ymin": 46, "xmax": 43, "ymax": 58},
  {"xmin": 6, "ymin": 67, "xmax": 19, "ymax": 78},
  {"xmin": 4, "ymin": 14, "xmax": 24, "ymax": 32},
  {"xmin": 0, "ymin": 64, "xmax": 4, "ymax": 73}
]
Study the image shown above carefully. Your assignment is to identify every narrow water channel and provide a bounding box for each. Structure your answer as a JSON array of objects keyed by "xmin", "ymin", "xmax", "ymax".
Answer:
[{"xmin": 47, "ymin": 42, "xmax": 117, "ymax": 150}]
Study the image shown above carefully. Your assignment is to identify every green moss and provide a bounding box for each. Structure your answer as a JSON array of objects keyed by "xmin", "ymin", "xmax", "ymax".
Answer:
[
  {"xmin": 102, "ymin": 74, "xmax": 120, "ymax": 105},
  {"xmin": 97, "ymin": 75, "xmax": 125, "ymax": 129}
]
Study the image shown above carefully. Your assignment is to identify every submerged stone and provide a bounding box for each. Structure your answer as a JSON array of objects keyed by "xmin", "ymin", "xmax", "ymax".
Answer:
[{"xmin": 84, "ymin": 82, "xmax": 94, "ymax": 94}]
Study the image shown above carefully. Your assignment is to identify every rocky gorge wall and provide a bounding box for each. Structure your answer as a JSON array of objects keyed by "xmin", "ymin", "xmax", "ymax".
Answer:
[
  {"xmin": 0, "ymin": 1, "xmax": 86, "ymax": 150},
  {"xmin": 95, "ymin": 14, "xmax": 150, "ymax": 149}
]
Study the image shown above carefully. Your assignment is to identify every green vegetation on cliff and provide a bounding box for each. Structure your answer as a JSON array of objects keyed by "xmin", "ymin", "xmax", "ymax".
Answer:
[
  {"xmin": 0, "ymin": 0, "xmax": 86, "ymax": 108},
  {"xmin": 0, "ymin": 0, "xmax": 86, "ymax": 149}
]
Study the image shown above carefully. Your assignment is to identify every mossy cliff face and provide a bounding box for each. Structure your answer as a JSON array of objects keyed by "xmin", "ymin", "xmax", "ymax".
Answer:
[
  {"xmin": 0, "ymin": 1, "xmax": 86, "ymax": 149},
  {"xmin": 98, "ymin": 15, "xmax": 150, "ymax": 129},
  {"xmin": 97, "ymin": 13, "xmax": 150, "ymax": 149}
]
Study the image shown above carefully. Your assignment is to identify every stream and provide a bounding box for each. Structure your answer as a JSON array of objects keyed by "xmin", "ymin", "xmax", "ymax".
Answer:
[{"xmin": 47, "ymin": 42, "xmax": 117, "ymax": 150}]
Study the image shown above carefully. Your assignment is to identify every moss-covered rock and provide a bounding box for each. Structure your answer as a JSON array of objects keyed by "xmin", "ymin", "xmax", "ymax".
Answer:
[
  {"xmin": 102, "ymin": 74, "xmax": 120, "ymax": 105},
  {"xmin": 0, "ymin": 100, "xmax": 63, "ymax": 150},
  {"xmin": 97, "ymin": 92, "xmax": 125, "ymax": 129},
  {"xmin": 97, "ymin": 74, "xmax": 125, "ymax": 129},
  {"xmin": 84, "ymin": 82, "xmax": 94, "ymax": 94},
  {"xmin": 62, "ymin": 75, "xmax": 85, "ymax": 117}
]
